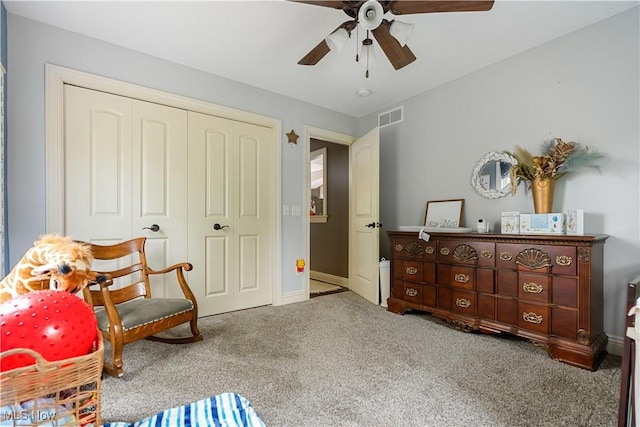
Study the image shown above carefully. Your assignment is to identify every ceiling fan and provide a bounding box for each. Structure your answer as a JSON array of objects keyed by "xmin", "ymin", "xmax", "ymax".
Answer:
[{"xmin": 292, "ymin": 1, "xmax": 495, "ymax": 76}]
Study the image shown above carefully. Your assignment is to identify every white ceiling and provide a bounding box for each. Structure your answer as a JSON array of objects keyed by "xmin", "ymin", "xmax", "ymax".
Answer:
[{"xmin": 5, "ymin": 0, "xmax": 638, "ymax": 117}]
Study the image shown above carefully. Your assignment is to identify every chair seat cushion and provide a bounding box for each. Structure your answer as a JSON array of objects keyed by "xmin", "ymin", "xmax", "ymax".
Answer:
[{"xmin": 94, "ymin": 298, "xmax": 194, "ymax": 332}]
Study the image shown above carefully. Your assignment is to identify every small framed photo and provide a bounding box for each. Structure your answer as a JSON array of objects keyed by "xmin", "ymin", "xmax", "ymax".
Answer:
[
  {"xmin": 501, "ymin": 212, "xmax": 520, "ymax": 234},
  {"xmin": 424, "ymin": 199, "xmax": 464, "ymax": 228},
  {"xmin": 565, "ymin": 209, "xmax": 584, "ymax": 235}
]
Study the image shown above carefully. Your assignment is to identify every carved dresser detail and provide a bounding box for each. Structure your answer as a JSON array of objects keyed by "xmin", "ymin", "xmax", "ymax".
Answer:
[{"xmin": 386, "ymin": 231, "xmax": 609, "ymax": 371}]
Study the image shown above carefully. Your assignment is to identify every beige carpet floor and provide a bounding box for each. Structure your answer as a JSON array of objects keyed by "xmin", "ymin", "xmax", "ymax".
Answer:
[{"xmin": 100, "ymin": 291, "xmax": 622, "ymax": 426}]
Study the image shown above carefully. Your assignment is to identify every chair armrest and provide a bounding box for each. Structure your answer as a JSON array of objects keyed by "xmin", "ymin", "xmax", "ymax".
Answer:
[
  {"xmin": 147, "ymin": 263, "xmax": 198, "ymax": 310},
  {"xmin": 147, "ymin": 262, "xmax": 193, "ymax": 275},
  {"xmin": 98, "ymin": 276, "xmax": 124, "ymax": 332}
]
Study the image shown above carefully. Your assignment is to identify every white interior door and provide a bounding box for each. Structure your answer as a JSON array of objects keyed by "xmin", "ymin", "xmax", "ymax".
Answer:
[
  {"xmin": 64, "ymin": 85, "xmax": 188, "ymax": 298},
  {"xmin": 131, "ymin": 100, "xmax": 188, "ymax": 298},
  {"xmin": 349, "ymin": 127, "xmax": 380, "ymax": 303},
  {"xmin": 188, "ymin": 111, "xmax": 274, "ymax": 316},
  {"xmin": 64, "ymin": 85, "xmax": 132, "ymax": 242}
]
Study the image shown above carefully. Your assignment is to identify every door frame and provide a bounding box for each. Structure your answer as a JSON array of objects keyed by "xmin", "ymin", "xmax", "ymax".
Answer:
[
  {"xmin": 44, "ymin": 64, "xmax": 284, "ymax": 306},
  {"xmin": 303, "ymin": 125, "xmax": 357, "ymax": 297}
]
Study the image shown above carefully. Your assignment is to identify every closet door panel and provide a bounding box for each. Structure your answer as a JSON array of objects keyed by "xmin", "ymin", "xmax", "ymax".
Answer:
[
  {"xmin": 132, "ymin": 100, "xmax": 188, "ymax": 299},
  {"xmin": 233, "ymin": 122, "xmax": 274, "ymax": 310},
  {"xmin": 64, "ymin": 85, "xmax": 132, "ymax": 241},
  {"xmin": 188, "ymin": 112, "xmax": 236, "ymax": 315}
]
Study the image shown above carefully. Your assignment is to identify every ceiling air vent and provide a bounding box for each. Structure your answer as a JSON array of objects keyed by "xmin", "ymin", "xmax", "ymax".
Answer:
[{"xmin": 378, "ymin": 106, "xmax": 403, "ymax": 128}]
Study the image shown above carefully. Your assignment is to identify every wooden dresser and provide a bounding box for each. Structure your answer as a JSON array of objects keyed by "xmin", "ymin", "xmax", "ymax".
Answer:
[{"xmin": 387, "ymin": 231, "xmax": 609, "ymax": 370}]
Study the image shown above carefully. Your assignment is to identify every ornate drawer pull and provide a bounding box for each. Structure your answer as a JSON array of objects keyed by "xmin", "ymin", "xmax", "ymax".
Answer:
[
  {"xmin": 556, "ymin": 255, "xmax": 573, "ymax": 266},
  {"xmin": 454, "ymin": 273, "xmax": 470, "ymax": 283},
  {"xmin": 523, "ymin": 312, "xmax": 543, "ymax": 324},
  {"xmin": 456, "ymin": 298, "xmax": 471, "ymax": 308},
  {"xmin": 406, "ymin": 266, "xmax": 418, "ymax": 275},
  {"xmin": 440, "ymin": 247, "xmax": 451, "ymax": 256},
  {"xmin": 500, "ymin": 252, "xmax": 513, "ymax": 261},
  {"xmin": 395, "ymin": 244, "xmax": 404, "ymax": 252},
  {"xmin": 523, "ymin": 282, "xmax": 543, "ymax": 294},
  {"xmin": 481, "ymin": 250, "xmax": 493, "ymax": 259},
  {"xmin": 425, "ymin": 246, "xmax": 435, "ymax": 254},
  {"xmin": 405, "ymin": 288, "xmax": 418, "ymax": 297}
]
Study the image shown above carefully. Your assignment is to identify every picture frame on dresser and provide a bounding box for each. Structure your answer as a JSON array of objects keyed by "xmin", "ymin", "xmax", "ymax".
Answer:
[{"xmin": 424, "ymin": 199, "xmax": 464, "ymax": 228}]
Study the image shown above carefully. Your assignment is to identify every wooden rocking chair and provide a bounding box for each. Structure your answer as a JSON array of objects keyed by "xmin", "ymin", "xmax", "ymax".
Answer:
[{"xmin": 80, "ymin": 237, "xmax": 202, "ymax": 377}]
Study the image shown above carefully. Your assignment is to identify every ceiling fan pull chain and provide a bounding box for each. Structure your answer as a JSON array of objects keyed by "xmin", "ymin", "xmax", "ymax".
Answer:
[
  {"xmin": 355, "ymin": 25, "xmax": 360, "ymax": 63},
  {"xmin": 365, "ymin": 30, "xmax": 371, "ymax": 78}
]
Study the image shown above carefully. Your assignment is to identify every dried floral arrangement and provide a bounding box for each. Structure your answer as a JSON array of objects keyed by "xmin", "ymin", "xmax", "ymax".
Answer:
[{"xmin": 504, "ymin": 138, "xmax": 605, "ymax": 195}]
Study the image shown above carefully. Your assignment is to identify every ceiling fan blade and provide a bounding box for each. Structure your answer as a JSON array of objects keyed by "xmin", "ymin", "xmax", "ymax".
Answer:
[
  {"xmin": 388, "ymin": 1, "xmax": 494, "ymax": 15},
  {"xmin": 288, "ymin": 1, "xmax": 349, "ymax": 10},
  {"xmin": 372, "ymin": 20, "xmax": 416, "ymax": 70},
  {"xmin": 298, "ymin": 39, "xmax": 331, "ymax": 65},
  {"xmin": 298, "ymin": 20, "xmax": 358, "ymax": 66}
]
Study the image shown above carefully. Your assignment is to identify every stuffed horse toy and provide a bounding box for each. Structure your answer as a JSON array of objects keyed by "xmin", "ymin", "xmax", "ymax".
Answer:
[{"xmin": 0, "ymin": 234, "xmax": 103, "ymax": 304}]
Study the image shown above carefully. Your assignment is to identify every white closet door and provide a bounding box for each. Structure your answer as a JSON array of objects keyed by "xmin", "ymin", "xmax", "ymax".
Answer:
[
  {"xmin": 64, "ymin": 85, "xmax": 133, "ymax": 242},
  {"xmin": 131, "ymin": 100, "xmax": 188, "ymax": 298},
  {"xmin": 188, "ymin": 111, "xmax": 274, "ymax": 316},
  {"xmin": 64, "ymin": 86, "xmax": 189, "ymax": 298}
]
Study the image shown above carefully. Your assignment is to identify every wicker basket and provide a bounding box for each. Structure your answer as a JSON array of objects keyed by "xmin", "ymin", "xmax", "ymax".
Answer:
[{"xmin": 0, "ymin": 337, "xmax": 103, "ymax": 426}]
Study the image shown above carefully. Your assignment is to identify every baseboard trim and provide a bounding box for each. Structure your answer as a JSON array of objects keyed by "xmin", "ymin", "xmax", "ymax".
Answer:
[
  {"xmin": 607, "ymin": 334, "xmax": 623, "ymax": 357},
  {"xmin": 278, "ymin": 290, "xmax": 307, "ymax": 306},
  {"xmin": 310, "ymin": 271, "xmax": 349, "ymax": 288}
]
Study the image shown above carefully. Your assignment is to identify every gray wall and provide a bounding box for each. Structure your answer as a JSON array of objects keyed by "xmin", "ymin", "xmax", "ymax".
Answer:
[
  {"xmin": 6, "ymin": 14, "xmax": 358, "ymax": 295},
  {"xmin": 6, "ymin": 7, "xmax": 639, "ymax": 341},
  {"xmin": 361, "ymin": 7, "xmax": 640, "ymax": 340}
]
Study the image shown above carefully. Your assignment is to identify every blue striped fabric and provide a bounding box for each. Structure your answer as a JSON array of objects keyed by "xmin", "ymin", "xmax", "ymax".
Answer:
[{"xmin": 104, "ymin": 393, "xmax": 265, "ymax": 427}]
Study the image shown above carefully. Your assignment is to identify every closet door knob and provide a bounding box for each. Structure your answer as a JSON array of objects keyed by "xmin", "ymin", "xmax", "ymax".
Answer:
[
  {"xmin": 213, "ymin": 223, "xmax": 229, "ymax": 230},
  {"xmin": 143, "ymin": 224, "xmax": 160, "ymax": 232}
]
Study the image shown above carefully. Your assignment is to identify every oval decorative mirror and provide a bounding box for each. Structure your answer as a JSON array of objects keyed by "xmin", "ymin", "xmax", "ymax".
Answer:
[{"xmin": 471, "ymin": 152, "xmax": 517, "ymax": 199}]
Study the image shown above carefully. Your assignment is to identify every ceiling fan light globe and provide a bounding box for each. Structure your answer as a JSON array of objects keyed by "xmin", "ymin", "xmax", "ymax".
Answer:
[
  {"xmin": 389, "ymin": 20, "xmax": 415, "ymax": 47},
  {"xmin": 358, "ymin": 0, "xmax": 384, "ymax": 31},
  {"xmin": 325, "ymin": 28, "xmax": 350, "ymax": 53}
]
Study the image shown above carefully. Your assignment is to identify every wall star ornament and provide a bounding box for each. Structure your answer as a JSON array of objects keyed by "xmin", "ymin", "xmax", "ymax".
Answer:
[{"xmin": 286, "ymin": 129, "xmax": 299, "ymax": 145}]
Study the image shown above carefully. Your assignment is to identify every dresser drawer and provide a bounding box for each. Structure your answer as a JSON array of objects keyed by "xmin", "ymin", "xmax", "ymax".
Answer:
[
  {"xmin": 438, "ymin": 264, "xmax": 475, "ymax": 290},
  {"xmin": 452, "ymin": 290, "xmax": 476, "ymax": 316},
  {"xmin": 497, "ymin": 244, "xmax": 577, "ymax": 276},
  {"xmin": 393, "ymin": 259, "xmax": 436, "ymax": 283},
  {"xmin": 438, "ymin": 240, "xmax": 495, "ymax": 267},
  {"xmin": 402, "ymin": 282, "xmax": 436, "ymax": 306},
  {"xmin": 400, "ymin": 260, "xmax": 422, "ymax": 281},
  {"xmin": 518, "ymin": 273, "xmax": 551, "ymax": 303},
  {"xmin": 403, "ymin": 282, "xmax": 422, "ymax": 304},
  {"xmin": 519, "ymin": 302, "xmax": 550, "ymax": 334},
  {"xmin": 545, "ymin": 246, "xmax": 577, "ymax": 276},
  {"xmin": 496, "ymin": 244, "xmax": 521, "ymax": 269},
  {"xmin": 392, "ymin": 238, "xmax": 437, "ymax": 261}
]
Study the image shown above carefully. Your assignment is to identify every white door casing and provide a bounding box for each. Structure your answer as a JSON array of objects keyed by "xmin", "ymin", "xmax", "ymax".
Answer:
[
  {"xmin": 188, "ymin": 112, "xmax": 274, "ymax": 316},
  {"xmin": 349, "ymin": 127, "xmax": 380, "ymax": 304}
]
